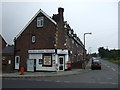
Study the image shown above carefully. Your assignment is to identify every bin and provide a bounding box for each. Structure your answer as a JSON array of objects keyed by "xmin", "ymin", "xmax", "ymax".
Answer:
[{"xmin": 20, "ymin": 67, "xmax": 24, "ymax": 75}]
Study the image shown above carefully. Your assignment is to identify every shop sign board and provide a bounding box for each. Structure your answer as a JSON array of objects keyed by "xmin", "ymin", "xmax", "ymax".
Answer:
[{"xmin": 28, "ymin": 49, "xmax": 55, "ymax": 54}]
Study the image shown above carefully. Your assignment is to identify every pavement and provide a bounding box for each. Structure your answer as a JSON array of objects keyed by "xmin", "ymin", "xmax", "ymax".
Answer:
[{"xmin": 1, "ymin": 60, "xmax": 91, "ymax": 78}]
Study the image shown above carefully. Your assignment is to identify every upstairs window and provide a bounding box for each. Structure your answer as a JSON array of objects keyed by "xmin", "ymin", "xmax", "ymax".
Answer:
[
  {"xmin": 15, "ymin": 56, "xmax": 20, "ymax": 64},
  {"xmin": 32, "ymin": 35, "xmax": 36, "ymax": 43},
  {"xmin": 37, "ymin": 16, "xmax": 44, "ymax": 27}
]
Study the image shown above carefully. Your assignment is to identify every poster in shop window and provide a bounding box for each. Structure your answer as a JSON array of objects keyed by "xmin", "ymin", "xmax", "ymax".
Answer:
[{"xmin": 43, "ymin": 56, "xmax": 52, "ymax": 66}]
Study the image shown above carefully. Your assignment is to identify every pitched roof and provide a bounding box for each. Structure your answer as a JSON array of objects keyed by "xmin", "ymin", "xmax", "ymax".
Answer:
[
  {"xmin": 0, "ymin": 34, "xmax": 7, "ymax": 44},
  {"xmin": 1, "ymin": 46, "xmax": 14, "ymax": 55},
  {"xmin": 15, "ymin": 9, "xmax": 57, "ymax": 39}
]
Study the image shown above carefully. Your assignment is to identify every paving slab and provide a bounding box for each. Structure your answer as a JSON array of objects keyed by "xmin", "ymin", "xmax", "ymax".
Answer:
[{"xmin": 1, "ymin": 60, "xmax": 91, "ymax": 78}]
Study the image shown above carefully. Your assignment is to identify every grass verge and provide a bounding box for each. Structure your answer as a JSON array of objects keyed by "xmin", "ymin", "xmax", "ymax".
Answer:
[{"xmin": 102, "ymin": 58, "xmax": 120, "ymax": 65}]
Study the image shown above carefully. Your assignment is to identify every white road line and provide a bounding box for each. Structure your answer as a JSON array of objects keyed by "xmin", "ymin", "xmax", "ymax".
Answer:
[
  {"xmin": 82, "ymin": 82, "xmax": 118, "ymax": 85},
  {"xmin": 107, "ymin": 77, "xmax": 112, "ymax": 80},
  {"xmin": 56, "ymin": 80, "xmax": 61, "ymax": 82},
  {"xmin": 99, "ymin": 82, "xmax": 118, "ymax": 85},
  {"xmin": 111, "ymin": 68, "xmax": 116, "ymax": 71},
  {"xmin": 64, "ymin": 81, "xmax": 71, "ymax": 83},
  {"xmin": 107, "ymin": 66, "xmax": 110, "ymax": 68},
  {"xmin": 44, "ymin": 80, "xmax": 51, "ymax": 82}
]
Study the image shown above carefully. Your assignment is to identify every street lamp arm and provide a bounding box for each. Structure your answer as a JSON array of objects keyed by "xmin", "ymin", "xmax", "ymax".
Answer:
[{"xmin": 84, "ymin": 33, "xmax": 92, "ymax": 35}]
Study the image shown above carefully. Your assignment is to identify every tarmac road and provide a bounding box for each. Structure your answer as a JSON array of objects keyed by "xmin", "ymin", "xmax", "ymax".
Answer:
[{"xmin": 2, "ymin": 58, "xmax": 119, "ymax": 88}]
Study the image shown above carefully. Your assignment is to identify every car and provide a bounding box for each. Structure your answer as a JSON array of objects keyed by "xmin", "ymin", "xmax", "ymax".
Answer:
[{"xmin": 91, "ymin": 59, "xmax": 101, "ymax": 70}]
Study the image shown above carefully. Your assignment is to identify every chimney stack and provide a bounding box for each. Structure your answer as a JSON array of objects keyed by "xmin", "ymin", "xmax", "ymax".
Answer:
[
  {"xmin": 58, "ymin": 7, "xmax": 64, "ymax": 22},
  {"xmin": 58, "ymin": 7, "xmax": 64, "ymax": 16},
  {"xmin": 52, "ymin": 7, "xmax": 64, "ymax": 23}
]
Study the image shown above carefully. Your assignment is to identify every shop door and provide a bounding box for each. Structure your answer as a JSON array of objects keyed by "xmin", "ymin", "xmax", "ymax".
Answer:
[
  {"xmin": 27, "ymin": 59, "xmax": 34, "ymax": 72},
  {"xmin": 58, "ymin": 56, "xmax": 65, "ymax": 71}
]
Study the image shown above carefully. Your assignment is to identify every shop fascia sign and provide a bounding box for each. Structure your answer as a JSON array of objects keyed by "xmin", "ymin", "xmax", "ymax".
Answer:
[
  {"xmin": 28, "ymin": 49, "xmax": 55, "ymax": 53},
  {"xmin": 57, "ymin": 49, "xmax": 68, "ymax": 54}
]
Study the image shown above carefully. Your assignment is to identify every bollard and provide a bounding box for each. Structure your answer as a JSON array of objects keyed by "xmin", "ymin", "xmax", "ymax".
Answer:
[{"xmin": 20, "ymin": 67, "xmax": 24, "ymax": 75}]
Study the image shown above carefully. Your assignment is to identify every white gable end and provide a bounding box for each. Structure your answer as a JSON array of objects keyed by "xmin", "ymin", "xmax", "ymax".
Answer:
[{"xmin": 15, "ymin": 9, "xmax": 57, "ymax": 39}]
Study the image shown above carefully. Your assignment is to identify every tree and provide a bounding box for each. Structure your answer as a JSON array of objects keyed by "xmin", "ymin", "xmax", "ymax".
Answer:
[
  {"xmin": 98, "ymin": 47, "xmax": 120, "ymax": 60},
  {"xmin": 91, "ymin": 53, "xmax": 98, "ymax": 57},
  {"xmin": 98, "ymin": 47, "xmax": 105, "ymax": 58}
]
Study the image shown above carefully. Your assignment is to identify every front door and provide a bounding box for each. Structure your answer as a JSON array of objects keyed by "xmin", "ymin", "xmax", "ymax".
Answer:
[
  {"xmin": 58, "ymin": 56, "xmax": 65, "ymax": 71},
  {"xmin": 27, "ymin": 59, "xmax": 34, "ymax": 72},
  {"xmin": 34, "ymin": 59, "xmax": 36, "ymax": 71}
]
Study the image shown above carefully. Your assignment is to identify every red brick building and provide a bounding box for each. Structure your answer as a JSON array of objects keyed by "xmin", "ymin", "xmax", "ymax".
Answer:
[
  {"xmin": 0, "ymin": 35, "xmax": 7, "ymax": 72},
  {"xmin": 0, "ymin": 35, "xmax": 7, "ymax": 50},
  {"xmin": 14, "ymin": 7, "xmax": 86, "ymax": 72},
  {"xmin": 0, "ymin": 35, "xmax": 14, "ymax": 72},
  {"xmin": 2, "ymin": 45, "xmax": 14, "ymax": 72}
]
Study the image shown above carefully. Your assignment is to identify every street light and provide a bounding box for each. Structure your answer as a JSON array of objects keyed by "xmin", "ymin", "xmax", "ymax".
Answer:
[
  {"xmin": 84, "ymin": 33, "xmax": 92, "ymax": 48},
  {"xmin": 83, "ymin": 32, "xmax": 92, "ymax": 69}
]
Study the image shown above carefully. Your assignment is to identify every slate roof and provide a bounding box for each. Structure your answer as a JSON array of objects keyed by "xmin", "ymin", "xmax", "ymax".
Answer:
[
  {"xmin": 1, "ymin": 46, "xmax": 14, "ymax": 55},
  {"xmin": 0, "ymin": 34, "xmax": 7, "ymax": 45}
]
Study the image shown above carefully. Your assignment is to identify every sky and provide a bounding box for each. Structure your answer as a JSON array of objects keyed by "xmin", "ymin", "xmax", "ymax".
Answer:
[{"xmin": 0, "ymin": 0, "xmax": 119, "ymax": 53}]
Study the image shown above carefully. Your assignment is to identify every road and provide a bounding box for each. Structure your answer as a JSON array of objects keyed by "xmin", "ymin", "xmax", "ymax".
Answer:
[{"xmin": 2, "ymin": 58, "xmax": 119, "ymax": 88}]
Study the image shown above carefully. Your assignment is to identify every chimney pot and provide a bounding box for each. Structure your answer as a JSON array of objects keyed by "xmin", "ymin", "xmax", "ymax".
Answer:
[{"xmin": 58, "ymin": 7, "xmax": 64, "ymax": 13}]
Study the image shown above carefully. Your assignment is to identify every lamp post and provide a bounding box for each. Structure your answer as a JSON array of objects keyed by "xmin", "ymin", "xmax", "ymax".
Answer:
[
  {"xmin": 84, "ymin": 33, "xmax": 92, "ymax": 49},
  {"xmin": 83, "ymin": 32, "xmax": 92, "ymax": 69}
]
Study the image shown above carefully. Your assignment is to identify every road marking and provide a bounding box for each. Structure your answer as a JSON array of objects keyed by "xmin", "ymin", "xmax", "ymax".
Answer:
[
  {"xmin": 56, "ymin": 80, "xmax": 61, "ymax": 82},
  {"xmin": 111, "ymin": 68, "xmax": 116, "ymax": 71},
  {"xmin": 64, "ymin": 81, "xmax": 71, "ymax": 83},
  {"xmin": 107, "ymin": 77, "xmax": 112, "ymax": 80},
  {"xmin": 99, "ymin": 82, "xmax": 118, "ymax": 85},
  {"xmin": 107, "ymin": 66, "xmax": 110, "ymax": 68},
  {"xmin": 86, "ymin": 81, "xmax": 118, "ymax": 85}
]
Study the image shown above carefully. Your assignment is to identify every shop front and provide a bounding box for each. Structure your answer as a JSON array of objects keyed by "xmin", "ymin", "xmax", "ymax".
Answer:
[{"xmin": 27, "ymin": 49, "xmax": 69, "ymax": 72}]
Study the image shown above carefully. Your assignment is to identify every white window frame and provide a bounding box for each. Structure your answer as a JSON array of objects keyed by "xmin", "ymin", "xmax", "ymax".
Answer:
[
  {"xmin": 15, "ymin": 56, "xmax": 20, "ymax": 63},
  {"xmin": 15, "ymin": 56, "xmax": 20, "ymax": 69},
  {"xmin": 37, "ymin": 16, "xmax": 44, "ymax": 27},
  {"xmin": 8, "ymin": 60, "xmax": 11, "ymax": 64},
  {"xmin": 32, "ymin": 35, "xmax": 36, "ymax": 43}
]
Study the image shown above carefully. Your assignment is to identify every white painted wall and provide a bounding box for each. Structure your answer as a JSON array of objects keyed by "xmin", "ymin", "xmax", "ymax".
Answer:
[
  {"xmin": 29, "ymin": 54, "xmax": 56, "ymax": 71},
  {"xmin": 65, "ymin": 54, "xmax": 69, "ymax": 69}
]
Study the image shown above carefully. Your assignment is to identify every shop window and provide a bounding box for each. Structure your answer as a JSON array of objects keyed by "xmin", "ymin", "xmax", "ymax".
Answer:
[
  {"xmin": 39, "ymin": 59, "xmax": 42, "ymax": 64},
  {"xmin": 43, "ymin": 55, "xmax": 52, "ymax": 66}
]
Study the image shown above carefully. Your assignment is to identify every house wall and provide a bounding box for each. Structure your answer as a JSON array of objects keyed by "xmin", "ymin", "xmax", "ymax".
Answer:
[
  {"xmin": 2, "ymin": 55, "xmax": 14, "ymax": 72},
  {"xmin": 14, "ymin": 8, "xmax": 87, "ymax": 71},
  {"xmin": 65, "ymin": 28, "xmax": 86, "ymax": 68},
  {"xmin": 0, "ymin": 35, "xmax": 6, "ymax": 50},
  {"xmin": 15, "ymin": 12, "xmax": 57, "ymax": 71}
]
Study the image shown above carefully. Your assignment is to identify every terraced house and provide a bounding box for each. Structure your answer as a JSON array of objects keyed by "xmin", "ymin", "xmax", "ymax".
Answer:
[{"xmin": 14, "ymin": 7, "xmax": 86, "ymax": 72}]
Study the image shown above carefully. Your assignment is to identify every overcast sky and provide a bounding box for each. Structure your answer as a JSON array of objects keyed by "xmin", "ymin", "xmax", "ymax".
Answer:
[{"xmin": 1, "ymin": 0, "xmax": 119, "ymax": 53}]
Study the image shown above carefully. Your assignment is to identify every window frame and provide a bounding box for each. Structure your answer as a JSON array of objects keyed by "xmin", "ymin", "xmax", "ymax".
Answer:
[
  {"xmin": 15, "ymin": 56, "xmax": 20, "ymax": 64},
  {"xmin": 39, "ymin": 59, "xmax": 43, "ymax": 64},
  {"xmin": 42, "ymin": 54, "xmax": 52, "ymax": 67},
  {"xmin": 37, "ymin": 16, "xmax": 44, "ymax": 27},
  {"xmin": 32, "ymin": 35, "xmax": 36, "ymax": 43}
]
